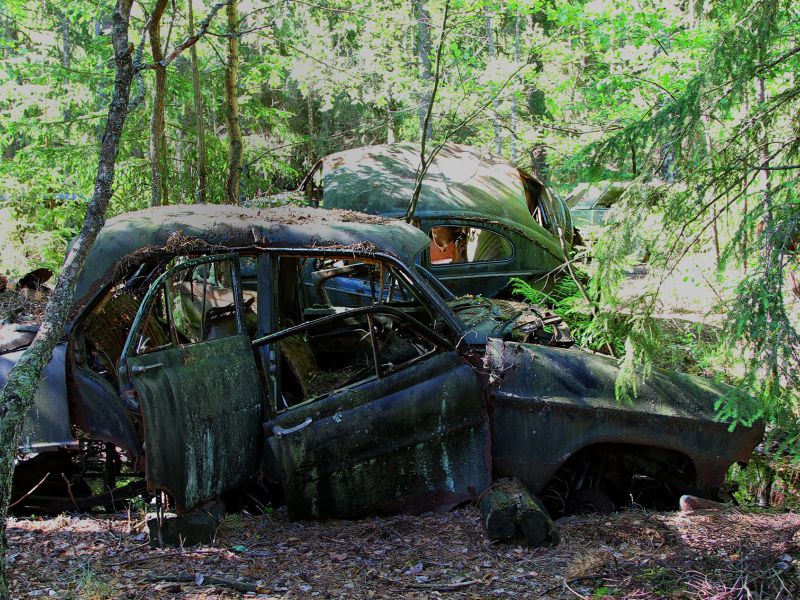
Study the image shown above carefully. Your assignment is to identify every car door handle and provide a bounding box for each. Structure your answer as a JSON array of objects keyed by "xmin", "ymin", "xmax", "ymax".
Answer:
[
  {"xmin": 272, "ymin": 417, "xmax": 312, "ymax": 438},
  {"xmin": 131, "ymin": 363, "xmax": 163, "ymax": 374}
]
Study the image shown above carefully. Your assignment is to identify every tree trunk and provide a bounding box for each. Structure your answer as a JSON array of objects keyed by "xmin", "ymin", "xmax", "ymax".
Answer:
[
  {"xmin": 485, "ymin": 6, "xmax": 501, "ymax": 155},
  {"xmin": 188, "ymin": 0, "xmax": 207, "ymax": 204},
  {"xmin": 386, "ymin": 91, "xmax": 400, "ymax": 144},
  {"xmin": 149, "ymin": 0, "xmax": 169, "ymax": 207},
  {"xmin": 478, "ymin": 479, "xmax": 559, "ymax": 547},
  {"xmin": 307, "ymin": 90, "xmax": 315, "ymax": 158},
  {"xmin": 756, "ymin": 75, "xmax": 771, "ymax": 224},
  {"xmin": 57, "ymin": 10, "xmax": 72, "ymax": 122},
  {"xmin": 511, "ymin": 7, "xmax": 521, "ymax": 162},
  {"xmin": 414, "ymin": 0, "xmax": 432, "ymax": 143},
  {"xmin": 224, "ymin": 0, "xmax": 242, "ymax": 205},
  {"xmin": 700, "ymin": 112, "xmax": 720, "ymax": 266},
  {"xmin": 528, "ymin": 11, "xmax": 549, "ymax": 180},
  {"xmin": 60, "ymin": 11, "xmax": 70, "ymax": 70},
  {"xmin": 94, "ymin": 16, "xmax": 111, "ymax": 144},
  {"xmin": 0, "ymin": 1, "xmax": 135, "ymax": 594}
]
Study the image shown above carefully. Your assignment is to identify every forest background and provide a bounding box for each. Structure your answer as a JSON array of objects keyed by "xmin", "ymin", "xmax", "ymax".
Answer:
[{"xmin": 1, "ymin": 0, "xmax": 798, "ymax": 465}]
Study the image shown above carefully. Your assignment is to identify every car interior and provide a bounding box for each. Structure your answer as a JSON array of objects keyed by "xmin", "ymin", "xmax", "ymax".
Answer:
[{"xmin": 269, "ymin": 255, "xmax": 443, "ymax": 409}]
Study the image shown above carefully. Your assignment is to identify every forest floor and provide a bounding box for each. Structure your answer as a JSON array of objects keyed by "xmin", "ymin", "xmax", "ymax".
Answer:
[{"xmin": 7, "ymin": 504, "xmax": 800, "ymax": 599}]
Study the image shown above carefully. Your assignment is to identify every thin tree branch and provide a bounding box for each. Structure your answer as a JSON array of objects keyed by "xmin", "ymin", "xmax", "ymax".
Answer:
[
  {"xmin": 138, "ymin": 1, "xmax": 230, "ymax": 71},
  {"xmin": 405, "ymin": 0, "xmax": 450, "ymax": 223}
]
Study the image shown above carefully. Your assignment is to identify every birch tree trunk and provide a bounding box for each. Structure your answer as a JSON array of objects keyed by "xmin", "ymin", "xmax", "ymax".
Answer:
[
  {"xmin": 188, "ymin": 0, "xmax": 207, "ymax": 204},
  {"xmin": 0, "ymin": 1, "xmax": 134, "ymax": 594},
  {"xmin": 149, "ymin": 0, "xmax": 169, "ymax": 207},
  {"xmin": 224, "ymin": 0, "xmax": 242, "ymax": 205}
]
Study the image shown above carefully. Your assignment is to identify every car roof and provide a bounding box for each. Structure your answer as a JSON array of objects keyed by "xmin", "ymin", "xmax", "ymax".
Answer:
[
  {"xmin": 309, "ymin": 142, "xmax": 564, "ymax": 255},
  {"xmin": 73, "ymin": 204, "xmax": 429, "ymax": 303}
]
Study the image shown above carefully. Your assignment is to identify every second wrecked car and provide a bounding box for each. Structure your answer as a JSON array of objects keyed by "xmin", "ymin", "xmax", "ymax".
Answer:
[
  {"xmin": 2, "ymin": 205, "xmax": 762, "ymax": 518},
  {"xmin": 301, "ymin": 142, "xmax": 577, "ymax": 298}
]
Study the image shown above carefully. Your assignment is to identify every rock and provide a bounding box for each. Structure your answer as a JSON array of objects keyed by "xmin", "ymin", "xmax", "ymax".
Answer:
[
  {"xmin": 17, "ymin": 268, "xmax": 52, "ymax": 290},
  {"xmin": 147, "ymin": 503, "xmax": 223, "ymax": 547},
  {"xmin": 679, "ymin": 495, "xmax": 729, "ymax": 512}
]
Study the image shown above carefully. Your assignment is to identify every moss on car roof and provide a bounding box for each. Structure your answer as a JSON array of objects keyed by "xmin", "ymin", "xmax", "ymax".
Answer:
[
  {"xmin": 314, "ymin": 142, "xmax": 565, "ymax": 258},
  {"xmin": 73, "ymin": 204, "xmax": 428, "ymax": 303}
]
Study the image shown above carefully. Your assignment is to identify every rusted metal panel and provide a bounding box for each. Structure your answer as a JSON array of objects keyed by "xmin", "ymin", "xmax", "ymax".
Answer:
[
  {"xmin": 70, "ymin": 366, "xmax": 141, "ymax": 456},
  {"xmin": 263, "ymin": 351, "xmax": 491, "ymax": 519},
  {"xmin": 0, "ymin": 344, "xmax": 78, "ymax": 452},
  {"xmin": 126, "ymin": 333, "xmax": 263, "ymax": 511},
  {"xmin": 484, "ymin": 339, "xmax": 764, "ymax": 493}
]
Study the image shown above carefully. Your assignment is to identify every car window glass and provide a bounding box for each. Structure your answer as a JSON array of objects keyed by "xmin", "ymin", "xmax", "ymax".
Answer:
[
  {"xmin": 543, "ymin": 188, "xmax": 564, "ymax": 232},
  {"xmin": 309, "ymin": 259, "xmax": 426, "ymax": 315},
  {"xmin": 373, "ymin": 312, "xmax": 436, "ymax": 371},
  {"xmin": 83, "ymin": 279, "xmax": 156, "ymax": 379},
  {"xmin": 274, "ymin": 310, "xmax": 438, "ymax": 411},
  {"xmin": 238, "ymin": 256, "xmax": 259, "ymax": 337},
  {"xmin": 429, "ymin": 226, "xmax": 512, "ymax": 265},
  {"xmin": 135, "ymin": 257, "xmax": 244, "ymax": 354}
]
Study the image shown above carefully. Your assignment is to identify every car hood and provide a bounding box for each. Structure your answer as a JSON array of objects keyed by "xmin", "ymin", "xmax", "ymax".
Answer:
[
  {"xmin": 484, "ymin": 338, "xmax": 761, "ymax": 424},
  {"xmin": 447, "ymin": 296, "xmax": 572, "ymax": 346}
]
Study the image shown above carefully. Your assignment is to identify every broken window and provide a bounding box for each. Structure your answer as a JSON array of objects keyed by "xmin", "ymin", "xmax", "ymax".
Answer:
[
  {"xmin": 264, "ymin": 254, "xmax": 447, "ymax": 410},
  {"xmin": 135, "ymin": 283, "xmax": 172, "ymax": 355},
  {"xmin": 310, "ymin": 258, "xmax": 416, "ymax": 309},
  {"xmin": 134, "ymin": 256, "xmax": 244, "ymax": 354},
  {"xmin": 276, "ymin": 313, "xmax": 377, "ymax": 407},
  {"xmin": 522, "ymin": 174, "xmax": 557, "ymax": 234},
  {"xmin": 429, "ymin": 226, "xmax": 513, "ymax": 265},
  {"xmin": 168, "ymin": 259, "xmax": 243, "ymax": 343},
  {"xmin": 270, "ymin": 309, "xmax": 440, "ymax": 410}
]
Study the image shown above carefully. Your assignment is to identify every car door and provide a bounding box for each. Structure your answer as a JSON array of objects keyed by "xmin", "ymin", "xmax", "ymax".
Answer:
[
  {"xmin": 118, "ymin": 254, "xmax": 264, "ymax": 511},
  {"xmin": 258, "ymin": 258, "xmax": 491, "ymax": 519}
]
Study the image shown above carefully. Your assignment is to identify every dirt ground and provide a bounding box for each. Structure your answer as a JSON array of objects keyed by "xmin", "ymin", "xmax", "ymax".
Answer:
[{"xmin": 8, "ymin": 505, "xmax": 799, "ymax": 599}]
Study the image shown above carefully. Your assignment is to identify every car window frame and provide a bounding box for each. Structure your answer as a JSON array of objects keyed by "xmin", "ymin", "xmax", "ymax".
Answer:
[
  {"xmin": 120, "ymin": 253, "xmax": 245, "ymax": 362},
  {"xmin": 419, "ymin": 220, "xmax": 516, "ymax": 269},
  {"xmin": 252, "ymin": 304, "xmax": 454, "ymax": 412},
  {"xmin": 262, "ymin": 247, "xmax": 464, "ymax": 336}
]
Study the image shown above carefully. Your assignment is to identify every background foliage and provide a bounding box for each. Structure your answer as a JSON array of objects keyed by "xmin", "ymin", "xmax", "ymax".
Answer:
[{"xmin": 1, "ymin": 0, "xmax": 798, "ymax": 441}]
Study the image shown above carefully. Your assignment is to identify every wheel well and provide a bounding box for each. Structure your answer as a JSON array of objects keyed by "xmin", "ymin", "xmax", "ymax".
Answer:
[{"xmin": 541, "ymin": 443, "xmax": 698, "ymax": 516}]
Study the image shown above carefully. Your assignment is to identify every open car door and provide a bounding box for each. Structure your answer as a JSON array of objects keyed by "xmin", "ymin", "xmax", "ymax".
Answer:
[
  {"xmin": 258, "ymin": 304, "xmax": 491, "ymax": 519},
  {"xmin": 119, "ymin": 254, "xmax": 264, "ymax": 511}
]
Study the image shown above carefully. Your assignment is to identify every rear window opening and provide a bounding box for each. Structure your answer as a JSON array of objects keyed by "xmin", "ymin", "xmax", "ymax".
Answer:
[{"xmin": 429, "ymin": 226, "xmax": 513, "ymax": 265}]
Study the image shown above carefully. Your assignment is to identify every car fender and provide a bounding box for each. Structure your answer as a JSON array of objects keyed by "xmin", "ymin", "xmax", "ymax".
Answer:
[
  {"xmin": 483, "ymin": 339, "xmax": 764, "ymax": 493},
  {"xmin": 0, "ymin": 343, "xmax": 78, "ymax": 452}
]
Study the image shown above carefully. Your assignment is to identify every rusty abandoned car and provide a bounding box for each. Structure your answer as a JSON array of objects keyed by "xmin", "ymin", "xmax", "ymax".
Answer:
[
  {"xmin": 1, "ymin": 205, "xmax": 762, "ymax": 519},
  {"xmin": 301, "ymin": 142, "xmax": 577, "ymax": 298}
]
